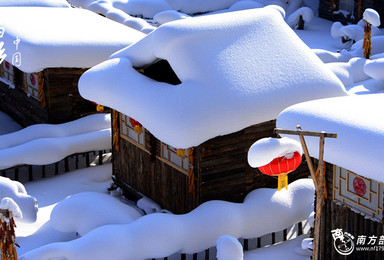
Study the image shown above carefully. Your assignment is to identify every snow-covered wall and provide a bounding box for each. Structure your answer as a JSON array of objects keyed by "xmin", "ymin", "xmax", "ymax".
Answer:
[{"xmin": 79, "ymin": 7, "xmax": 347, "ymax": 149}]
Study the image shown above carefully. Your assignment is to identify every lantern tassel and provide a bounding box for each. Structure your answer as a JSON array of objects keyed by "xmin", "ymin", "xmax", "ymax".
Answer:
[{"xmin": 277, "ymin": 173, "xmax": 288, "ymax": 191}]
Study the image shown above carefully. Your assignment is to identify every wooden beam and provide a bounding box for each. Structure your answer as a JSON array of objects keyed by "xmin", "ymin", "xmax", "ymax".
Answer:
[{"xmin": 275, "ymin": 128, "xmax": 337, "ymax": 138}]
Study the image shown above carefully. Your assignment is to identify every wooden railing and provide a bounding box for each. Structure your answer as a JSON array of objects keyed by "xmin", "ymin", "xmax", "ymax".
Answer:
[
  {"xmin": 151, "ymin": 221, "xmax": 308, "ymax": 260},
  {"xmin": 0, "ymin": 150, "xmax": 112, "ymax": 182}
]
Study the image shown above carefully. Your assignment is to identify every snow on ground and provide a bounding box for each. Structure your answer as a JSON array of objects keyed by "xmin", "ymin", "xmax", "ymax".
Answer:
[
  {"xmin": 19, "ymin": 179, "xmax": 314, "ymax": 260},
  {"xmin": 79, "ymin": 7, "xmax": 346, "ymax": 149},
  {"xmin": 0, "ymin": 7, "xmax": 144, "ymax": 73},
  {"xmin": 0, "ymin": 114, "xmax": 111, "ymax": 170},
  {"xmin": 15, "ymin": 164, "xmax": 113, "ymax": 256},
  {"xmin": 277, "ymin": 93, "xmax": 384, "ymax": 183},
  {"xmin": 0, "ymin": 110, "xmax": 21, "ymax": 135}
]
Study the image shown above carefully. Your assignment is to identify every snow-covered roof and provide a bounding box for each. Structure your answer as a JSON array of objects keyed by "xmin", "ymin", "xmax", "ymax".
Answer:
[
  {"xmin": 0, "ymin": 0, "xmax": 70, "ymax": 7},
  {"xmin": 276, "ymin": 93, "xmax": 384, "ymax": 183},
  {"xmin": 0, "ymin": 7, "xmax": 145, "ymax": 73},
  {"xmin": 79, "ymin": 7, "xmax": 347, "ymax": 149}
]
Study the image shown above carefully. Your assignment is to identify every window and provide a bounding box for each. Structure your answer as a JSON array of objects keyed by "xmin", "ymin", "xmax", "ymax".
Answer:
[
  {"xmin": 0, "ymin": 61, "xmax": 13, "ymax": 82},
  {"xmin": 23, "ymin": 72, "xmax": 40, "ymax": 100},
  {"xmin": 338, "ymin": 0, "xmax": 354, "ymax": 13},
  {"xmin": 333, "ymin": 166, "xmax": 383, "ymax": 221},
  {"xmin": 120, "ymin": 113, "xmax": 146, "ymax": 149},
  {"xmin": 160, "ymin": 143, "xmax": 190, "ymax": 173}
]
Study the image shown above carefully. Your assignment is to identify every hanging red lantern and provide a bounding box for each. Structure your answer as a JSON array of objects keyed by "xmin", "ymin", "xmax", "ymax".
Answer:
[
  {"xmin": 248, "ymin": 137, "xmax": 303, "ymax": 191},
  {"xmin": 129, "ymin": 117, "xmax": 142, "ymax": 134},
  {"xmin": 258, "ymin": 151, "xmax": 302, "ymax": 191}
]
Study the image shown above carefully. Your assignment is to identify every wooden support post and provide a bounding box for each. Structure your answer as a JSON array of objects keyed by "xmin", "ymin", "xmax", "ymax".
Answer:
[
  {"xmin": 14, "ymin": 168, "xmax": 19, "ymax": 181},
  {"xmin": 244, "ymin": 239, "xmax": 249, "ymax": 250},
  {"xmin": 65, "ymin": 157, "xmax": 69, "ymax": 172},
  {"xmin": 86, "ymin": 152, "xmax": 90, "ymax": 167},
  {"xmin": 99, "ymin": 150, "xmax": 103, "ymax": 165},
  {"xmin": 205, "ymin": 249, "xmax": 210, "ymax": 260},
  {"xmin": 28, "ymin": 165, "xmax": 33, "ymax": 181},
  {"xmin": 42, "ymin": 165, "xmax": 46, "ymax": 178},
  {"xmin": 274, "ymin": 126, "xmax": 337, "ymax": 260}
]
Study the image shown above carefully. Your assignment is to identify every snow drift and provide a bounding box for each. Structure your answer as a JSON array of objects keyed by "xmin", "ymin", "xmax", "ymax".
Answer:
[
  {"xmin": 50, "ymin": 192, "xmax": 142, "ymax": 236},
  {"xmin": 20, "ymin": 179, "xmax": 315, "ymax": 260},
  {"xmin": 0, "ymin": 114, "xmax": 111, "ymax": 170}
]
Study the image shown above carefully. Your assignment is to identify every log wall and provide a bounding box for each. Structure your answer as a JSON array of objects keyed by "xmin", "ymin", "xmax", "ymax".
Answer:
[
  {"xmin": 319, "ymin": 0, "xmax": 384, "ymax": 26},
  {"xmin": 0, "ymin": 66, "xmax": 97, "ymax": 127},
  {"xmin": 113, "ymin": 118, "xmax": 310, "ymax": 214},
  {"xmin": 316, "ymin": 162, "xmax": 384, "ymax": 259}
]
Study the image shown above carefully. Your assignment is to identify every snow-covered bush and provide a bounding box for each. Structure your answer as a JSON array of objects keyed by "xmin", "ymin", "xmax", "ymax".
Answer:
[
  {"xmin": 0, "ymin": 177, "xmax": 37, "ymax": 223},
  {"xmin": 50, "ymin": 192, "xmax": 142, "ymax": 236},
  {"xmin": 287, "ymin": 7, "xmax": 314, "ymax": 29}
]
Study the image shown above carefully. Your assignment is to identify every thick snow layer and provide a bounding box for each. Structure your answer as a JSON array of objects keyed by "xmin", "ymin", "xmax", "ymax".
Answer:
[
  {"xmin": 277, "ymin": 94, "xmax": 384, "ymax": 183},
  {"xmin": 0, "ymin": 114, "xmax": 110, "ymax": 150},
  {"xmin": 364, "ymin": 58, "xmax": 384, "ymax": 80},
  {"xmin": 0, "ymin": 197, "xmax": 23, "ymax": 219},
  {"xmin": 50, "ymin": 192, "xmax": 142, "ymax": 236},
  {"xmin": 245, "ymin": 234, "xmax": 311, "ymax": 259},
  {"xmin": 79, "ymin": 7, "xmax": 346, "ymax": 149},
  {"xmin": 19, "ymin": 179, "xmax": 314, "ymax": 260},
  {"xmin": 363, "ymin": 8, "xmax": 381, "ymax": 27},
  {"xmin": 15, "ymin": 164, "xmax": 113, "ymax": 256},
  {"xmin": 216, "ymin": 235, "xmax": 243, "ymax": 260},
  {"xmin": 0, "ymin": 0, "xmax": 70, "ymax": 7},
  {"xmin": 0, "ymin": 114, "xmax": 111, "ymax": 170},
  {"xmin": 153, "ymin": 10, "xmax": 191, "ymax": 25},
  {"xmin": 0, "ymin": 7, "xmax": 145, "ymax": 73},
  {"xmin": 248, "ymin": 137, "xmax": 302, "ymax": 168},
  {"xmin": 0, "ymin": 177, "xmax": 38, "ymax": 223}
]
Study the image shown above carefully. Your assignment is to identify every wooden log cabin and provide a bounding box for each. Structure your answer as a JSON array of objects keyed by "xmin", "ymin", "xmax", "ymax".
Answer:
[
  {"xmin": 79, "ymin": 7, "xmax": 348, "ymax": 214},
  {"xmin": 319, "ymin": 0, "xmax": 384, "ymax": 25},
  {"xmin": 0, "ymin": 6, "xmax": 144, "ymax": 127},
  {"xmin": 277, "ymin": 94, "xmax": 384, "ymax": 259}
]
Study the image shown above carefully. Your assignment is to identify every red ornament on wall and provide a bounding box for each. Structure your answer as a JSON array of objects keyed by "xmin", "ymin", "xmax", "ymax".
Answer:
[
  {"xmin": 353, "ymin": 176, "xmax": 367, "ymax": 197},
  {"xmin": 5, "ymin": 61, "xmax": 10, "ymax": 70},
  {"xmin": 30, "ymin": 74, "xmax": 36, "ymax": 86}
]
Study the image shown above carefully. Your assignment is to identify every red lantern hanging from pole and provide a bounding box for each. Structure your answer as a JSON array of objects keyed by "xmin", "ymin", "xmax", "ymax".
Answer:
[{"xmin": 248, "ymin": 137, "xmax": 303, "ymax": 191}]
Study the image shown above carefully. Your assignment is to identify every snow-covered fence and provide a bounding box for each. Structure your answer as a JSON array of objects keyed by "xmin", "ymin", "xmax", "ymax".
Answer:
[
  {"xmin": 151, "ymin": 221, "xmax": 308, "ymax": 260},
  {"xmin": 1, "ymin": 150, "xmax": 111, "ymax": 182}
]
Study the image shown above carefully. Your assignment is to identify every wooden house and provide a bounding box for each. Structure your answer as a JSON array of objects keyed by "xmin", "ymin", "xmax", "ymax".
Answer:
[
  {"xmin": 0, "ymin": 7, "xmax": 144, "ymax": 127},
  {"xmin": 79, "ymin": 7, "xmax": 348, "ymax": 213},
  {"xmin": 319, "ymin": 0, "xmax": 384, "ymax": 25},
  {"xmin": 277, "ymin": 93, "xmax": 384, "ymax": 259}
]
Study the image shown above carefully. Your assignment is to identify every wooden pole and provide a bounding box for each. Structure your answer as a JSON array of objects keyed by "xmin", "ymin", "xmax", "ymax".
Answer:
[{"xmin": 274, "ymin": 126, "xmax": 337, "ymax": 260}]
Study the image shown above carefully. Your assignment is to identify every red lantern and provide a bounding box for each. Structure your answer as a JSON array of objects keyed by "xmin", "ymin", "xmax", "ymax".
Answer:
[
  {"xmin": 258, "ymin": 151, "xmax": 302, "ymax": 191},
  {"xmin": 129, "ymin": 117, "xmax": 142, "ymax": 134}
]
